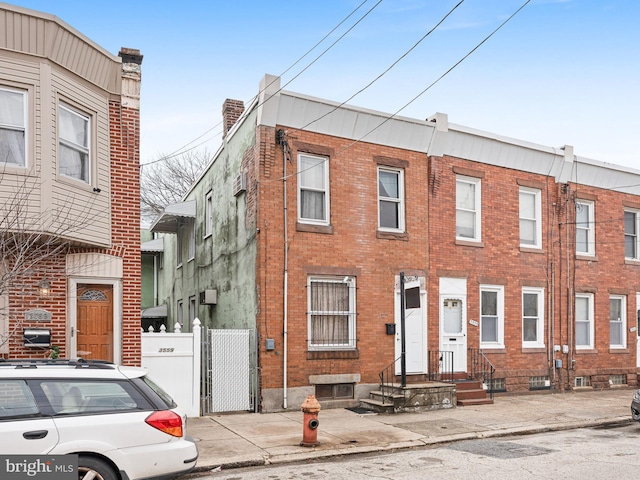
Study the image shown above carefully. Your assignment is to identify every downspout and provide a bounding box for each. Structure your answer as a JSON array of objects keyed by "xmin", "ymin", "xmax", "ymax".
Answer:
[{"xmin": 277, "ymin": 129, "xmax": 289, "ymax": 409}]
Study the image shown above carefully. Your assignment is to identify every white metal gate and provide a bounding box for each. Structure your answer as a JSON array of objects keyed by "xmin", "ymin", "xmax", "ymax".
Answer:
[{"xmin": 201, "ymin": 328, "xmax": 257, "ymax": 414}]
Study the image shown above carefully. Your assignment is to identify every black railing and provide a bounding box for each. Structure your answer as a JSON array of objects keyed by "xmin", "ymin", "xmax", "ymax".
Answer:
[
  {"xmin": 428, "ymin": 350, "xmax": 454, "ymax": 382},
  {"xmin": 378, "ymin": 356, "xmax": 402, "ymax": 405},
  {"xmin": 468, "ymin": 348, "xmax": 496, "ymax": 399}
]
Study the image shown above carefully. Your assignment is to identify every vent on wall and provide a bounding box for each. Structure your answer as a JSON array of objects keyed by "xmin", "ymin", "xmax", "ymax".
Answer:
[
  {"xmin": 232, "ymin": 172, "xmax": 246, "ymax": 196},
  {"xmin": 199, "ymin": 289, "xmax": 217, "ymax": 305}
]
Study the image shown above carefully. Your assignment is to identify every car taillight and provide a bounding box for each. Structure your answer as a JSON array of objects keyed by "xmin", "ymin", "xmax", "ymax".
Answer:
[{"xmin": 145, "ymin": 410, "xmax": 183, "ymax": 437}]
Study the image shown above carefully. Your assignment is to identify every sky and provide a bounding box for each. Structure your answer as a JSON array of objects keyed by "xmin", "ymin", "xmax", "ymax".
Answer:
[{"xmin": 6, "ymin": 0, "xmax": 639, "ymax": 170}]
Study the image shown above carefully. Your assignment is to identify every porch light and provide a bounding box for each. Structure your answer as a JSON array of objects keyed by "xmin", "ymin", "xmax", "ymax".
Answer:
[{"xmin": 38, "ymin": 277, "xmax": 51, "ymax": 298}]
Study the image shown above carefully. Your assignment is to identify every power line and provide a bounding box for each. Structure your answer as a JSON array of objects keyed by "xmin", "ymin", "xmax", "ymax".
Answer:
[{"xmin": 141, "ymin": 0, "xmax": 379, "ymax": 168}]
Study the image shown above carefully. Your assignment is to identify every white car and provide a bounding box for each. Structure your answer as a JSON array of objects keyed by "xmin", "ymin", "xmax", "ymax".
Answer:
[{"xmin": 0, "ymin": 359, "xmax": 198, "ymax": 480}]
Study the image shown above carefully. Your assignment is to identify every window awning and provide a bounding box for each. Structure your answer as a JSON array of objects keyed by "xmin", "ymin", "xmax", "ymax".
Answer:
[
  {"xmin": 141, "ymin": 237, "xmax": 164, "ymax": 252},
  {"xmin": 150, "ymin": 200, "xmax": 196, "ymax": 233},
  {"xmin": 141, "ymin": 304, "xmax": 168, "ymax": 318}
]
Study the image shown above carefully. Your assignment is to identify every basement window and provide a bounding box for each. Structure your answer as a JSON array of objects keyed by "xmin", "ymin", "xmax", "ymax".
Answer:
[
  {"xmin": 315, "ymin": 383, "xmax": 354, "ymax": 400},
  {"xmin": 609, "ymin": 374, "xmax": 627, "ymax": 386},
  {"xmin": 529, "ymin": 376, "xmax": 550, "ymax": 390},
  {"xmin": 488, "ymin": 378, "xmax": 506, "ymax": 392},
  {"xmin": 574, "ymin": 376, "xmax": 591, "ymax": 388}
]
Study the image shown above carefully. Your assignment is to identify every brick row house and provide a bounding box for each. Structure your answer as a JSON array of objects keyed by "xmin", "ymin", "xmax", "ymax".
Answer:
[
  {"xmin": 0, "ymin": 4, "xmax": 142, "ymax": 364},
  {"xmin": 151, "ymin": 74, "xmax": 640, "ymax": 412}
]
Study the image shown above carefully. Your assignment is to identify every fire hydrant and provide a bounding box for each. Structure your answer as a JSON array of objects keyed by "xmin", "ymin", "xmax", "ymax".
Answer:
[{"xmin": 300, "ymin": 394, "xmax": 321, "ymax": 447}]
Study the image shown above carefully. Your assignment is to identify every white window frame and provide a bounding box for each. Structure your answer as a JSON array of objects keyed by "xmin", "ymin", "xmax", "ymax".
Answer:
[
  {"xmin": 522, "ymin": 287, "xmax": 545, "ymax": 348},
  {"xmin": 307, "ymin": 275, "xmax": 356, "ymax": 350},
  {"xmin": 480, "ymin": 285, "xmax": 504, "ymax": 348},
  {"xmin": 0, "ymin": 86, "xmax": 27, "ymax": 168},
  {"xmin": 576, "ymin": 200, "xmax": 595, "ymax": 256},
  {"xmin": 519, "ymin": 187, "xmax": 541, "ymax": 248},
  {"xmin": 188, "ymin": 219, "xmax": 195, "ymax": 262},
  {"xmin": 205, "ymin": 190, "xmax": 213, "ymax": 238},
  {"xmin": 625, "ymin": 209, "xmax": 640, "ymax": 260},
  {"xmin": 610, "ymin": 295, "xmax": 626, "ymax": 349},
  {"xmin": 59, "ymin": 103, "xmax": 90, "ymax": 184},
  {"xmin": 298, "ymin": 153, "xmax": 330, "ymax": 225},
  {"xmin": 377, "ymin": 166, "xmax": 405, "ymax": 232},
  {"xmin": 575, "ymin": 293, "xmax": 594, "ymax": 350},
  {"xmin": 176, "ymin": 226, "xmax": 183, "ymax": 268},
  {"xmin": 177, "ymin": 299, "xmax": 184, "ymax": 328},
  {"xmin": 456, "ymin": 175, "xmax": 481, "ymax": 242}
]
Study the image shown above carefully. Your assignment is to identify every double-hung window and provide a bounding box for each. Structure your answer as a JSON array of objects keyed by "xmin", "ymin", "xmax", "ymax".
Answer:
[
  {"xmin": 298, "ymin": 154, "xmax": 329, "ymax": 225},
  {"xmin": 0, "ymin": 87, "xmax": 27, "ymax": 167},
  {"xmin": 59, "ymin": 103, "xmax": 90, "ymax": 183},
  {"xmin": 188, "ymin": 220, "xmax": 195, "ymax": 261},
  {"xmin": 205, "ymin": 191, "xmax": 213, "ymax": 238},
  {"xmin": 575, "ymin": 293, "xmax": 594, "ymax": 349},
  {"xmin": 456, "ymin": 176, "xmax": 481, "ymax": 241},
  {"xmin": 576, "ymin": 200, "xmax": 595, "ymax": 256},
  {"xmin": 519, "ymin": 187, "xmax": 541, "ymax": 248},
  {"xmin": 378, "ymin": 167, "xmax": 404, "ymax": 231},
  {"xmin": 625, "ymin": 210, "xmax": 640, "ymax": 260},
  {"xmin": 308, "ymin": 276, "xmax": 356, "ymax": 349},
  {"xmin": 522, "ymin": 288, "xmax": 544, "ymax": 348},
  {"xmin": 610, "ymin": 295, "xmax": 626, "ymax": 348},
  {"xmin": 480, "ymin": 285, "xmax": 504, "ymax": 347}
]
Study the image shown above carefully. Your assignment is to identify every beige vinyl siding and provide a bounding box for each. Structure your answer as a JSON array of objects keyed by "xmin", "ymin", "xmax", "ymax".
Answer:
[
  {"xmin": 0, "ymin": 7, "xmax": 120, "ymax": 93},
  {"xmin": 0, "ymin": 9, "xmax": 118, "ymax": 248},
  {"xmin": 50, "ymin": 69, "xmax": 111, "ymax": 247}
]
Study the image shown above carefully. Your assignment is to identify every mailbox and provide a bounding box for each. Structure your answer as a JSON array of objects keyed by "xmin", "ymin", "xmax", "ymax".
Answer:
[{"xmin": 24, "ymin": 328, "xmax": 51, "ymax": 348}]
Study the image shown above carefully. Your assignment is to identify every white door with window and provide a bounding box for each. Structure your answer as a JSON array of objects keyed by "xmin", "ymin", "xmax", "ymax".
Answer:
[
  {"xmin": 636, "ymin": 293, "xmax": 640, "ymax": 368},
  {"xmin": 394, "ymin": 277, "xmax": 427, "ymax": 375},
  {"xmin": 439, "ymin": 278, "xmax": 467, "ymax": 372}
]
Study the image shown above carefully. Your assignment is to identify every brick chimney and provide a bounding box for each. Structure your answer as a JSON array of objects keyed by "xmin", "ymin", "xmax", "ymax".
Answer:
[{"xmin": 222, "ymin": 99, "xmax": 244, "ymax": 139}]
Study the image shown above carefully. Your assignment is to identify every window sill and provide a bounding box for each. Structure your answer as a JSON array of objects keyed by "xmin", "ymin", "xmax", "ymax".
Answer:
[
  {"xmin": 307, "ymin": 350, "xmax": 359, "ymax": 360},
  {"xmin": 377, "ymin": 230, "xmax": 408, "ymax": 241},
  {"xmin": 625, "ymin": 258, "xmax": 640, "ymax": 266},
  {"xmin": 609, "ymin": 348, "xmax": 629, "ymax": 354},
  {"xmin": 456, "ymin": 239, "xmax": 484, "ymax": 248},
  {"xmin": 576, "ymin": 254, "xmax": 597, "ymax": 261},
  {"xmin": 478, "ymin": 346, "xmax": 506, "ymax": 353},
  {"xmin": 521, "ymin": 347, "xmax": 546, "ymax": 353},
  {"xmin": 296, "ymin": 222, "xmax": 334, "ymax": 234},
  {"xmin": 520, "ymin": 246, "xmax": 543, "ymax": 254}
]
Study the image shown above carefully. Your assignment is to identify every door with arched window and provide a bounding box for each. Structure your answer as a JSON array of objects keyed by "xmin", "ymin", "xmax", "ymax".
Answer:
[{"xmin": 76, "ymin": 284, "xmax": 114, "ymax": 362}]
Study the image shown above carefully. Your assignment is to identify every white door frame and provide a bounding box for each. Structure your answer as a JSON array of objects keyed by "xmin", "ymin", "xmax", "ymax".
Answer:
[
  {"xmin": 68, "ymin": 277, "xmax": 122, "ymax": 363},
  {"xmin": 394, "ymin": 276, "xmax": 427, "ymax": 375},
  {"xmin": 439, "ymin": 278, "xmax": 467, "ymax": 372}
]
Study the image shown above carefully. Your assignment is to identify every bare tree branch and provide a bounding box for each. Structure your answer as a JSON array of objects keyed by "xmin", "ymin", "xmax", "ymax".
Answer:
[{"xmin": 140, "ymin": 149, "xmax": 210, "ymax": 222}]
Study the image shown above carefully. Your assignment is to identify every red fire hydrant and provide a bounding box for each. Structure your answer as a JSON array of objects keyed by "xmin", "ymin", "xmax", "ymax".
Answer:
[{"xmin": 300, "ymin": 394, "xmax": 321, "ymax": 447}]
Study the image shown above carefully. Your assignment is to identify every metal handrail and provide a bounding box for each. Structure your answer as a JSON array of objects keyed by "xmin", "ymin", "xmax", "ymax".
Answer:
[
  {"xmin": 468, "ymin": 348, "xmax": 496, "ymax": 400},
  {"xmin": 378, "ymin": 356, "xmax": 402, "ymax": 405}
]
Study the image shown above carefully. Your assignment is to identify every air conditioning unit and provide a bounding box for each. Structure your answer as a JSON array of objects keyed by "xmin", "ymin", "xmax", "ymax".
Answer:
[
  {"xmin": 232, "ymin": 172, "xmax": 246, "ymax": 196},
  {"xmin": 199, "ymin": 289, "xmax": 217, "ymax": 305}
]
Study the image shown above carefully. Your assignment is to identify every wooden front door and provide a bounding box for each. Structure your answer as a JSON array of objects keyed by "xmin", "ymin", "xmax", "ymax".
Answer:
[{"xmin": 77, "ymin": 284, "xmax": 114, "ymax": 362}]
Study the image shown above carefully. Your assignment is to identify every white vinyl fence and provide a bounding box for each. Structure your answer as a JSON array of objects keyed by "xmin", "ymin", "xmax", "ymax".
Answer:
[{"xmin": 141, "ymin": 319, "xmax": 201, "ymax": 417}]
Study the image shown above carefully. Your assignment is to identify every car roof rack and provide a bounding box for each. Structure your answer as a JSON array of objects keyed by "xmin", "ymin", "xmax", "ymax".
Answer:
[{"xmin": 0, "ymin": 358, "xmax": 116, "ymax": 369}]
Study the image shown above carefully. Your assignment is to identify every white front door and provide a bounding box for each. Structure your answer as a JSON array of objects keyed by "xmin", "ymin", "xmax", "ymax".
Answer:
[
  {"xmin": 394, "ymin": 276, "xmax": 427, "ymax": 375},
  {"xmin": 439, "ymin": 277, "xmax": 467, "ymax": 373},
  {"xmin": 636, "ymin": 293, "xmax": 640, "ymax": 368}
]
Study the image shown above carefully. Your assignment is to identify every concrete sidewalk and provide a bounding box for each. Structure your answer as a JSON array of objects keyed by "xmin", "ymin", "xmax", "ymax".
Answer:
[{"xmin": 187, "ymin": 388, "xmax": 635, "ymax": 474}]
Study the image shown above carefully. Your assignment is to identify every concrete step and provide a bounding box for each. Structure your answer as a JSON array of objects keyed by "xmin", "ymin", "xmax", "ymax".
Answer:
[
  {"xmin": 360, "ymin": 398, "xmax": 396, "ymax": 414},
  {"xmin": 457, "ymin": 397, "xmax": 494, "ymax": 406}
]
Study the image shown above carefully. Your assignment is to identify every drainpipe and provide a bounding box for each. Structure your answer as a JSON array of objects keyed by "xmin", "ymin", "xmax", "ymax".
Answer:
[{"xmin": 277, "ymin": 129, "xmax": 289, "ymax": 409}]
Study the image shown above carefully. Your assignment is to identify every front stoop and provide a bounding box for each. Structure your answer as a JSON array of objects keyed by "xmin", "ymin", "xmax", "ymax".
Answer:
[
  {"xmin": 455, "ymin": 379, "xmax": 494, "ymax": 406},
  {"xmin": 360, "ymin": 382, "xmax": 456, "ymax": 413}
]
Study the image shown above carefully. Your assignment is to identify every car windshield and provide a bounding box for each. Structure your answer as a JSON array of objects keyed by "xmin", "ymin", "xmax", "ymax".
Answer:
[{"xmin": 142, "ymin": 375, "xmax": 177, "ymax": 409}]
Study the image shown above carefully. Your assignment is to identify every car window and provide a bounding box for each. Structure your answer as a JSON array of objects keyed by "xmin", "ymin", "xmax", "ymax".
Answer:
[
  {"xmin": 141, "ymin": 375, "xmax": 177, "ymax": 409},
  {"xmin": 0, "ymin": 380, "xmax": 40, "ymax": 418},
  {"xmin": 40, "ymin": 380, "xmax": 144, "ymax": 414}
]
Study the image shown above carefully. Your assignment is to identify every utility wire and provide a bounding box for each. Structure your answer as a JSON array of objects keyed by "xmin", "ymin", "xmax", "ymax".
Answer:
[
  {"xmin": 141, "ymin": 0, "xmax": 378, "ymax": 168},
  {"xmin": 331, "ymin": 0, "xmax": 532, "ymax": 159}
]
